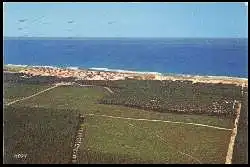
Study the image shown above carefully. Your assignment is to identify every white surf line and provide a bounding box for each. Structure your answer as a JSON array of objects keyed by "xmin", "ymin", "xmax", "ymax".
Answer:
[
  {"xmin": 225, "ymin": 101, "xmax": 242, "ymax": 164},
  {"xmin": 86, "ymin": 114, "xmax": 232, "ymax": 131},
  {"xmin": 6, "ymin": 84, "xmax": 61, "ymax": 106}
]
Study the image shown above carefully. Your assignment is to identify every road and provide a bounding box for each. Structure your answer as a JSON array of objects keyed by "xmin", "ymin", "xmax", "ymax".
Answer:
[
  {"xmin": 6, "ymin": 84, "xmax": 61, "ymax": 106},
  {"xmin": 225, "ymin": 101, "xmax": 242, "ymax": 164}
]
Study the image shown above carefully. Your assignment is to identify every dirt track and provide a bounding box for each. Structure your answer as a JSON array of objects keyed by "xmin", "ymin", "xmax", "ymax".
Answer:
[
  {"xmin": 6, "ymin": 84, "xmax": 61, "ymax": 106},
  {"xmin": 86, "ymin": 113, "xmax": 232, "ymax": 131},
  {"xmin": 225, "ymin": 101, "xmax": 242, "ymax": 164}
]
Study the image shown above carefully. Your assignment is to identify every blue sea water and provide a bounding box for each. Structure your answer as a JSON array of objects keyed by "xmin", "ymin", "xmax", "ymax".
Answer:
[{"xmin": 3, "ymin": 37, "xmax": 248, "ymax": 78}]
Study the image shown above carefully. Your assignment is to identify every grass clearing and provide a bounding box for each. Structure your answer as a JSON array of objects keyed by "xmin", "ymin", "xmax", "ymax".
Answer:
[
  {"xmin": 4, "ymin": 83, "xmax": 235, "ymax": 164},
  {"xmin": 79, "ymin": 116, "xmax": 231, "ymax": 164},
  {"xmin": 4, "ymin": 83, "xmax": 52, "ymax": 104}
]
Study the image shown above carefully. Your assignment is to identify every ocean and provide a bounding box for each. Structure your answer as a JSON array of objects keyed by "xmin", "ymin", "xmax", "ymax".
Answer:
[{"xmin": 3, "ymin": 37, "xmax": 248, "ymax": 78}]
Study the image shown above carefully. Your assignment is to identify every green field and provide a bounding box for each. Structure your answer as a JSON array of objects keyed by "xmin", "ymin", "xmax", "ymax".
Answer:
[
  {"xmin": 4, "ymin": 82, "xmax": 234, "ymax": 164},
  {"xmin": 79, "ymin": 116, "xmax": 231, "ymax": 164},
  {"xmin": 4, "ymin": 83, "xmax": 52, "ymax": 104},
  {"xmin": 10, "ymin": 85, "xmax": 234, "ymax": 128}
]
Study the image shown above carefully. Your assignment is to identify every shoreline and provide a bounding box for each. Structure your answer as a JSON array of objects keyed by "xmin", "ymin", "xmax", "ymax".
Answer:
[
  {"xmin": 4, "ymin": 63, "xmax": 248, "ymax": 86},
  {"xmin": 4, "ymin": 63, "xmax": 248, "ymax": 80}
]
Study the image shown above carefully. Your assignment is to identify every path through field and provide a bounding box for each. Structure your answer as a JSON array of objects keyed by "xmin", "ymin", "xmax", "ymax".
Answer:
[
  {"xmin": 4, "ymin": 81, "xmax": 237, "ymax": 164},
  {"xmin": 75, "ymin": 83, "xmax": 114, "ymax": 94},
  {"xmin": 86, "ymin": 113, "xmax": 232, "ymax": 131},
  {"xmin": 5, "ymin": 84, "xmax": 61, "ymax": 106},
  {"xmin": 5, "ymin": 82, "xmax": 114, "ymax": 107},
  {"xmin": 5, "ymin": 82, "xmax": 232, "ymax": 132}
]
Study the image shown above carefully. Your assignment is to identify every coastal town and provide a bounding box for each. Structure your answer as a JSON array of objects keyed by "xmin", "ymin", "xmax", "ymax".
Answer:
[
  {"xmin": 17, "ymin": 66, "xmax": 143, "ymax": 80},
  {"xmin": 3, "ymin": 65, "xmax": 248, "ymax": 87}
]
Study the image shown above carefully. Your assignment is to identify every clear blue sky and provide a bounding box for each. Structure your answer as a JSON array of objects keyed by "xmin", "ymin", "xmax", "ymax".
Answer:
[{"xmin": 3, "ymin": 2, "xmax": 248, "ymax": 38}]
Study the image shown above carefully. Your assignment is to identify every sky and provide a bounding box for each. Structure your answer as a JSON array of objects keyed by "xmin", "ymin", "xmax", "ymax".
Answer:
[{"xmin": 3, "ymin": 2, "xmax": 248, "ymax": 38}]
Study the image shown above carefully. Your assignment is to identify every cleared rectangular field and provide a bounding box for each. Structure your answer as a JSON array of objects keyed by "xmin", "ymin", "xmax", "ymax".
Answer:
[
  {"xmin": 79, "ymin": 116, "xmax": 232, "ymax": 164},
  {"xmin": 4, "ymin": 83, "xmax": 234, "ymax": 164}
]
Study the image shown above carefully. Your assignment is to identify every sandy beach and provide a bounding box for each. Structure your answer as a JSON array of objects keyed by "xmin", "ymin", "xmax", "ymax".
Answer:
[{"xmin": 4, "ymin": 64, "xmax": 248, "ymax": 87}]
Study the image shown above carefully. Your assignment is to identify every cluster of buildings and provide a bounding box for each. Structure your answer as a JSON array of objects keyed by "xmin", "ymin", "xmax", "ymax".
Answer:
[
  {"xmin": 14, "ymin": 66, "xmax": 248, "ymax": 87},
  {"xmin": 19, "ymin": 67, "xmax": 143, "ymax": 80}
]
